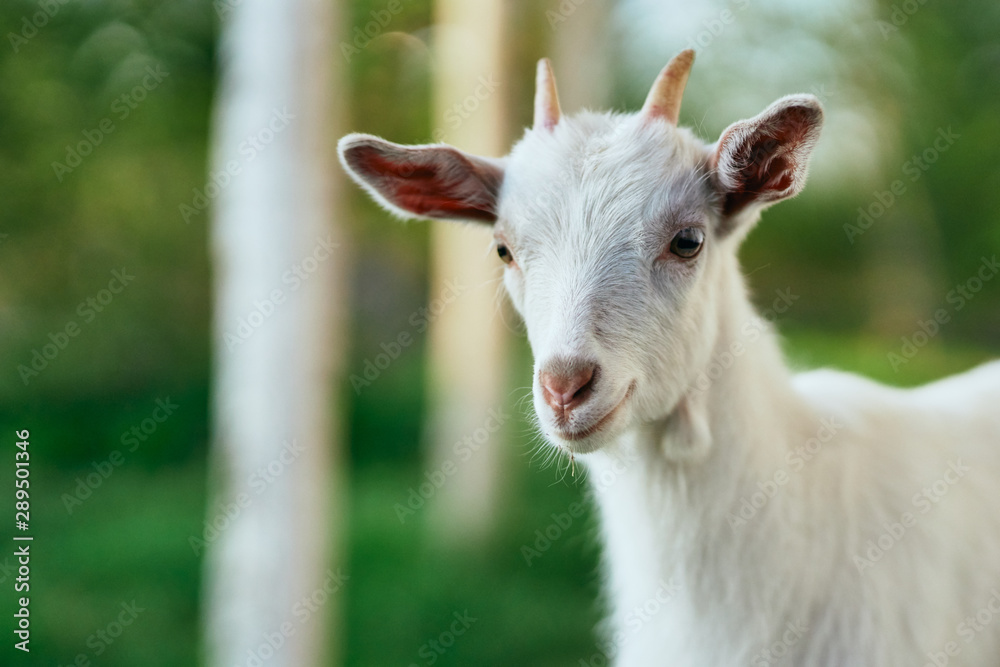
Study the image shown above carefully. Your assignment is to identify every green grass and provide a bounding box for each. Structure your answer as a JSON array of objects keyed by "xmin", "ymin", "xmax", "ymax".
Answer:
[
  {"xmin": 345, "ymin": 465, "xmax": 601, "ymax": 666},
  {"xmin": 1, "ymin": 460, "xmax": 601, "ymax": 667},
  {"xmin": 1, "ymin": 465, "xmax": 205, "ymax": 667}
]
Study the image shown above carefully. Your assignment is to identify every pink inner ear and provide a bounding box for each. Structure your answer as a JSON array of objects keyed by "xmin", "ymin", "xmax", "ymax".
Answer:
[
  {"xmin": 350, "ymin": 144, "xmax": 499, "ymax": 222},
  {"xmin": 724, "ymin": 152, "xmax": 793, "ymax": 215},
  {"xmin": 717, "ymin": 104, "xmax": 820, "ymax": 217},
  {"xmin": 394, "ymin": 184, "xmax": 497, "ymax": 222}
]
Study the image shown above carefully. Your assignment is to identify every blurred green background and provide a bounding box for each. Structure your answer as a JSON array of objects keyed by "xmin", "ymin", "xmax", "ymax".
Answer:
[{"xmin": 0, "ymin": 0, "xmax": 998, "ymax": 665}]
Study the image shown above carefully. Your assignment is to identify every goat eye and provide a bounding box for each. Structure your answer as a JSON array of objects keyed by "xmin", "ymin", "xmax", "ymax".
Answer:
[
  {"xmin": 497, "ymin": 243, "xmax": 514, "ymax": 264},
  {"xmin": 668, "ymin": 227, "xmax": 705, "ymax": 259}
]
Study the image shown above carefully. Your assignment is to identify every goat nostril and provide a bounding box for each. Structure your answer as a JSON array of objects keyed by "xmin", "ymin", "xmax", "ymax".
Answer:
[
  {"xmin": 540, "ymin": 362, "xmax": 599, "ymax": 415},
  {"xmin": 573, "ymin": 367, "xmax": 595, "ymax": 400}
]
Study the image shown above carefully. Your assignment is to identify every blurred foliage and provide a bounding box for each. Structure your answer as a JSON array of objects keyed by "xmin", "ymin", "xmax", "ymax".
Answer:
[
  {"xmin": 740, "ymin": 0, "xmax": 1000, "ymax": 343},
  {"xmin": 0, "ymin": 0, "xmax": 997, "ymax": 665}
]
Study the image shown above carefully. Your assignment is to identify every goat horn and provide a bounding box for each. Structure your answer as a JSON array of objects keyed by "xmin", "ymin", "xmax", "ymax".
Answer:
[
  {"xmin": 641, "ymin": 49, "xmax": 695, "ymax": 126},
  {"xmin": 533, "ymin": 58, "xmax": 561, "ymax": 131}
]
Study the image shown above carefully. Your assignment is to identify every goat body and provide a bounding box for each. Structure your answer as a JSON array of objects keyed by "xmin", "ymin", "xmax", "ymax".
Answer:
[
  {"xmin": 339, "ymin": 52, "xmax": 1000, "ymax": 666},
  {"xmin": 590, "ymin": 270, "xmax": 1000, "ymax": 665}
]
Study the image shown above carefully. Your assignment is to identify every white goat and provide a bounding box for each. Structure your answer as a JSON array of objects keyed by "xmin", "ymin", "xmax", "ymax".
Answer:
[{"xmin": 338, "ymin": 51, "xmax": 1000, "ymax": 666}]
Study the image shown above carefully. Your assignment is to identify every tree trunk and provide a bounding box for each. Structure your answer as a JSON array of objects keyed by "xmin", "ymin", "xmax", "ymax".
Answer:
[
  {"xmin": 203, "ymin": 0, "xmax": 346, "ymax": 665},
  {"xmin": 551, "ymin": 0, "xmax": 612, "ymax": 111},
  {"xmin": 424, "ymin": 0, "xmax": 509, "ymax": 545}
]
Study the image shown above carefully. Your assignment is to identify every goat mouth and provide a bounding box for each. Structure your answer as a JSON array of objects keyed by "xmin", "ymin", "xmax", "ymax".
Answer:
[{"xmin": 555, "ymin": 382, "xmax": 636, "ymax": 442}]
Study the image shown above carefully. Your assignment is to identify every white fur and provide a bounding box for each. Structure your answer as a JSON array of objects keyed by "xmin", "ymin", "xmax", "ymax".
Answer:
[{"xmin": 340, "ymin": 92, "xmax": 1000, "ymax": 666}]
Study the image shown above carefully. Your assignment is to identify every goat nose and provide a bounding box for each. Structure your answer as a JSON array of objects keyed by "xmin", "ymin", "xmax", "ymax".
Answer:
[{"xmin": 540, "ymin": 361, "xmax": 597, "ymax": 416}]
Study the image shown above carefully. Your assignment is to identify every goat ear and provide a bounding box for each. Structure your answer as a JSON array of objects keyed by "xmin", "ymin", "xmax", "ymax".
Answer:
[
  {"xmin": 712, "ymin": 95, "xmax": 823, "ymax": 221},
  {"xmin": 338, "ymin": 133, "xmax": 504, "ymax": 224}
]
